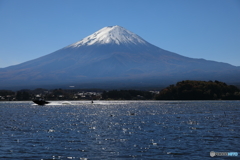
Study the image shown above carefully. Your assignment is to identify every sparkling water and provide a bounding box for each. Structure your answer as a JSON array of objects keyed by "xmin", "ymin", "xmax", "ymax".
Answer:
[{"xmin": 1, "ymin": 101, "xmax": 239, "ymax": 159}]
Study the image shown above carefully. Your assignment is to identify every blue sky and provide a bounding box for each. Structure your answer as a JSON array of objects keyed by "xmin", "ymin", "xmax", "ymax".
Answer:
[{"xmin": 0, "ymin": 0, "xmax": 240, "ymax": 68}]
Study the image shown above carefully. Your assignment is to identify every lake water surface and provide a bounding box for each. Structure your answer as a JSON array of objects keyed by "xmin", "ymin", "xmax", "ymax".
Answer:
[{"xmin": 1, "ymin": 101, "xmax": 240, "ymax": 159}]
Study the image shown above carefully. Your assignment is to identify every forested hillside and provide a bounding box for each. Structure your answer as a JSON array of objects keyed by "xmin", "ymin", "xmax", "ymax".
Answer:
[{"xmin": 156, "ymin": 80, "xmax": 240, "ymax": 100}]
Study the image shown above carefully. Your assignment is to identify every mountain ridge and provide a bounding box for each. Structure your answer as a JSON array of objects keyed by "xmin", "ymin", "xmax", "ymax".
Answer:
[
  {"xmin": 0, "ymin": 25, "xmax": 240, "ymax": 89},
  {"xmin": 67, "ymin": 25, "xmax": 149, "ymax": 47}
]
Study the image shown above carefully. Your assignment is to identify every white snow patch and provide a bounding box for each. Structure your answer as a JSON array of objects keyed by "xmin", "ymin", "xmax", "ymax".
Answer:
[{"xmin": 67, "ymin": 25, "xmax": 148, "ymax": 48}]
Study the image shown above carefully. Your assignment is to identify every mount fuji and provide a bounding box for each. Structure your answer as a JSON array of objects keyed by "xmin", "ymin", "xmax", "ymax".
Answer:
[{"xmin": 1, "ymin": 25, "xmax": 240, "ymax": 89}]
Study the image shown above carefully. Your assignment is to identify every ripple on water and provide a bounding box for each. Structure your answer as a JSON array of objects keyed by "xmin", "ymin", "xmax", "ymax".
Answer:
[{"xmin": 0, "ymin": 101, "xmax": 240, "ymax": 159}]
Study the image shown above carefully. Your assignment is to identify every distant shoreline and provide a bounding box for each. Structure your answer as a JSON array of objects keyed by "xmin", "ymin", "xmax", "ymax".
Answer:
[
  {"xmin": 2, "ymin": 100, "xmax": 240, "ymax": 102},
  {"xmin": 1, "ymin": 80, "xmax": 240, "ymax": 101}
]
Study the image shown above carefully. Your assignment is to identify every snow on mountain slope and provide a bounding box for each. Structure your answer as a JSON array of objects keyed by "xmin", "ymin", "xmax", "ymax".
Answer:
[
  {"xmin": 0, "ymin": 25, "xmax": 240, "ymax": 89},
  {"xmin": 67, "ymin": 25, "xmax": 149, "ymax": 47}
]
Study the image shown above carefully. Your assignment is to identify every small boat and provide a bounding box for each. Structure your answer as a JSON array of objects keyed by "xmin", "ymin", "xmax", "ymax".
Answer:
[{"xmin": 32, "ymin": 99, "xmax": 50, "ymax": 105}]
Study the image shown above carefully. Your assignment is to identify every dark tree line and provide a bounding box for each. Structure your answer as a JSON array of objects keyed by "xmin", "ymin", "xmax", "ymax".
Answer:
[
  {"xmin": 0, "ymin": 88, "xmax": 101, "ymax": 101},
  {"xmin": 0, "ymin": 90, "xmax": 15, "ymax": 97},
  {"xmin": 1, "ymin": 80, "xmax": 240, "ymax": 101},
  {"xmin": 0, "ymin": 89, "xmax": 33, "ymax": 101},
  {"xmin": 155, "ymin": 80, "xmax": 240, "ymax": 100}
]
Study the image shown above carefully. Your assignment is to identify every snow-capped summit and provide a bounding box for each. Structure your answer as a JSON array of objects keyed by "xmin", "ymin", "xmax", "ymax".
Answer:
[
  {"xmin": 1, "ymin": 25, "xmax": 240, "ymax": 90},
  {"xmin": 68, "ymin": 25, "xmax": 149, "ymax": 47}
]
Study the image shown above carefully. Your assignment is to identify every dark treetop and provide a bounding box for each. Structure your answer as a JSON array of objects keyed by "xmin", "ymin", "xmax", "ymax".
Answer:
[{"xmin": 155, "ymin": 80, "xmax": 240, "ymax": 100}]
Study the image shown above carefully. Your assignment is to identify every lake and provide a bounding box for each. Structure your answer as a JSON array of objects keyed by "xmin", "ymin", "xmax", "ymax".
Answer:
[{"xmin": 0, "ymin": 101, "xmax": 240, "ymax": 159}]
